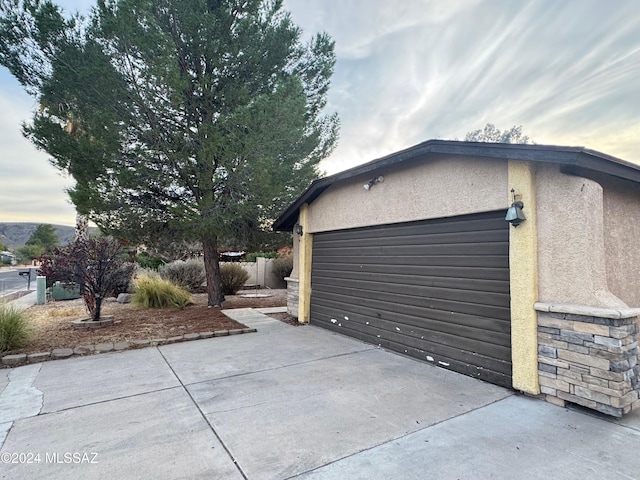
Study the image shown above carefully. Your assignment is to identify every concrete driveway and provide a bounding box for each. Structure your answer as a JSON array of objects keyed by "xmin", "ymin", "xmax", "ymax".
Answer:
[{"xmin": 1, "ymin": 309, "xmax": 640, "ymax": 479}]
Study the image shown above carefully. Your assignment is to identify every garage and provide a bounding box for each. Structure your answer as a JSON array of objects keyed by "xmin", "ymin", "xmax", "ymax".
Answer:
[
  {"xmin": 274, "ymin": 140, "xmax": 640, "ymax": 415},
  {"xmin": 310, "ymin": 211, "xmax": 512, "ymax": 388}
]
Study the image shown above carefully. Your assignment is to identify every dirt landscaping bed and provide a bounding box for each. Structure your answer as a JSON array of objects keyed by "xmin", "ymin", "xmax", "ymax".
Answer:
[{"xmin": 3, "ymin": 289, "xmax": 296, "ymax": 360}]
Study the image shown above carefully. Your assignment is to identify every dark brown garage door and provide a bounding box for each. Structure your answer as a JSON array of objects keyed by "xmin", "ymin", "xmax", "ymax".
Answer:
[{"xmin": 310, "ymin": 211, "xmax": 512, "ymax": 388}]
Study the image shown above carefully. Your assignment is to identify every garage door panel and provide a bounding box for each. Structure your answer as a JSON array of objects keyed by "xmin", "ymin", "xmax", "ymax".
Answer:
[
  {"xmin": 314, "ymin": 263, "xmax": 510, "ymax": 281},
  {"xmin": 312, "ymin": 275, "xmax": 510, "ymax": 308},
  {"xmin": 315, "ymin": 254, "xmax": 508, "ymax": 269},
  {"xmin": 310, "ymin": 210, "xmax": 512, "ymax": 387},
  {"xmin": 318, "ymin": 298, "xmax": 511, "ymax": 350},
  {"xmin": 312, "ymin": 298, "xmax": 511, "ymax": 347},
  {"xmin": 316, "ymin": 319, "xmax": 512, "ymax": 375},
  {"xmin": 314, "ymin": 216, "xmax": 507, "ymax": 242},
  {"xmin": 313, "ymin": 270, "xmax": 509, "ymax": 294},
  {"xmin": 382, "ymin": 330, "xmax": 512, "ymax": 375},
  {"xmin": 313, "ymin": 231, "xmax": 507, "ymax": 250},
  {"xmin": 313, "ymin": 283, "xmax": 511, "ymax": 320},
  {"xmin": 314, "ymin": 242, "xmax": 508, "ymax": 258},
  {"xmin": 315, "ymin": 320, "xmax": 512, "ymax": 385},
  {"xmin": 310, "ymin": 297, "xmax": 511, "ymax": 336}
]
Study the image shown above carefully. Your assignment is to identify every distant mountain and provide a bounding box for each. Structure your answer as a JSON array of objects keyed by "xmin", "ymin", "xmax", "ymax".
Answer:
[{"xmin": 0, "ymin": 223, "xmax": 78, "ymax": 248}]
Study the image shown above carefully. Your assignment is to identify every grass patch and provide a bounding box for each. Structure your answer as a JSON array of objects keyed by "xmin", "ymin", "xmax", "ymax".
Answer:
[
  {"xmin": 131, "ymin": 275, "xmax": 193, "ymax": 309},
  {"xmin": 46, "ymin": 307, "xmax": 86, "ymax": 319},
  {"xmin": 26, "ymin": 306, "xmax": 86, "ymax": 326},
  {"xmin": 0, "ymin": 304, "xmax": 32, "ymax": 352}
]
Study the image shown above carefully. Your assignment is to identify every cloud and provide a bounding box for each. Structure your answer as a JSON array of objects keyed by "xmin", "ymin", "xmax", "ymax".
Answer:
[
  {"xmin": 286, "ymin": 0, "xmax": 640, "ymax": 174},
  {"xmin": 2, "ymin": 0, "xmax": 639, "ymax": 227},
  {"xmin": 0, "ymin": 74, "xmax": 77, "ymax": 226}
]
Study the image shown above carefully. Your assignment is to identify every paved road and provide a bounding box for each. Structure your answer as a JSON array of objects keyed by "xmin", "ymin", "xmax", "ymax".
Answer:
[{"xmin": 0, "ymin": 267, "xmax": 38, "ymax": 297}]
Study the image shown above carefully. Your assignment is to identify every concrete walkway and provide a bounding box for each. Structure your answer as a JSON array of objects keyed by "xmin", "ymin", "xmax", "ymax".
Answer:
[
  {"xmin": 1, "ymin": 309, "xmax": 640, "ymax": 479},
  {"xmin": 4, "ymin": 290, "xmax": 38, "ymax": 311}
]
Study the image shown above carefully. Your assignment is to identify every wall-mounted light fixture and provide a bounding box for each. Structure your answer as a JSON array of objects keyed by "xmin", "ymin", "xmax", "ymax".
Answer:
[
  {"xmin": 364, "ymin": 175, "xmax": 384, "ymax": 190},
  {"xmin": 505, "ymin": 188, "xmax": 526, "ymax": 227},
  {"xmin": 294, "ymin": 224, "xmax": 303, "ymax": 236}
]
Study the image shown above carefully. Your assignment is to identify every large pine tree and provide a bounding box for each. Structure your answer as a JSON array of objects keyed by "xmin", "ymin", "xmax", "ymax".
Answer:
[{"xmin": 0, "ymin": 0, "xmax": 339, "ymax": 305}]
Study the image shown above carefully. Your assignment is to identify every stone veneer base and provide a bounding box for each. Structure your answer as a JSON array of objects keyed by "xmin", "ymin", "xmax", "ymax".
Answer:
[
  {"xmin": 285, "ymin": 277, "xmax": 300, "ymax": 319},
  {"xmin": 535, "ymin": 302, "xmax": 640, "ymax": 417}
]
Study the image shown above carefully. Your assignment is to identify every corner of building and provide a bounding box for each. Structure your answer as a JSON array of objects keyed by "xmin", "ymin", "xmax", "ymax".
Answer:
[{"xmin": 508, "ymin": 160, "xmax": 540, "ymax": 395}]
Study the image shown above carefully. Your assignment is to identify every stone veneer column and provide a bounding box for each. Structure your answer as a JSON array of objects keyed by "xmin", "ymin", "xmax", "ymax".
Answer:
[
  {"xmin": 535, "ymin": 302, "xmax": 640, "ymax": 417},
  {"xmin": 285, "ymin": 277, "xmax": 299, "ymax": 319}
]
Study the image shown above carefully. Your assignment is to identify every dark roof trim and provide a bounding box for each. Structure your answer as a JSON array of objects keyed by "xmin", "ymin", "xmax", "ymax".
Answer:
[{"xmin": 273, "ymin": 139, "xmax": 640, "ymax": 231}]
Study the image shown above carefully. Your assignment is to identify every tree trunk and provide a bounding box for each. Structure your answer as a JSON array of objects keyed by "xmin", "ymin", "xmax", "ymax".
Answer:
[
  {"xmin": 202, "ymin": 236, "xmax": 224, "ymax": 307},
  {"xmin": 83, "ymin": 291, "xmax": 96, "ymax": 320},
  {"xmin": 93, "ymin": 295, "xmax": 102, "ymax": 321}
]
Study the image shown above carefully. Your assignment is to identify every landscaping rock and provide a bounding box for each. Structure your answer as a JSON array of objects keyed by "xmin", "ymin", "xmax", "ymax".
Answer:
[
  {"xmin": 228, "ymin": 328, "xmax": 244, "ymax": 336},
  {"xmin": 199, "ymin": 331, "xmax": 214, "ymax": 338},
  {"xmin": 73, "ymin": 345, "xmax": 93, "ymax": 355},
  {"xmin": 167, "ymin": 335, "xmax": 184, "ymax": 343},
  {"xmin": 95, "ymin": 342, "xmax": 114, "ymax": 353},
  {"xmin": 51, "ymin": 348, "xmax": 74, "ymax": 359},
  {"xmin": 131, "ymin": 339, "xmax": 150, "ymax": 346},
  {"xmin": 114, "ymin": 341, "xmax": 130, "ymax": 351},
  {"xmin": 117, "ymin": 293, "xmax": 132, "ymax": 304},
  {"xmin": 183, "ymin": 333, "xmax": 200, "ymax": 341},
  {"xmin": 214, "ymin": 330, "xmax": 229, "ymax": 337},
  {"xmin": 2, "ymin": 354, "xmax": 27, "ymax": 366},
  {"xmin": 71, "ymin": 316, "xmax": 114, "ymax": 329},
  {"xmin": 28, "ymin": 352, "xmax": 51, "ymax": 363}
]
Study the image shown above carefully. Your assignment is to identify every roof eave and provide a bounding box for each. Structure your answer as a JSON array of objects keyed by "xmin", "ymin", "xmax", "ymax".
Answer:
[{"xmin": 272, "ymin": 140, "xmax": 640, "ymax": 232}]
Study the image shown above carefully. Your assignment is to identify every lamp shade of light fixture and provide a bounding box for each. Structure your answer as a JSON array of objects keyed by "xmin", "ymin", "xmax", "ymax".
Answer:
[
  {"xmin": 505, "ymin": 201, "xmax": 526, "ymax": 227},
  {"xmin": 294, "ymin": 224, "xmax": 303, "ymax": 236},
  {"xmin": 363, "ymin": 175, "xmax": 384, "ymax": 191}
]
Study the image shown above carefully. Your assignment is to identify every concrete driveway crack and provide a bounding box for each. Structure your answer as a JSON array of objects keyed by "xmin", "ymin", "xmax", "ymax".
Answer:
[{"xmin": 157, "ymin": 347, "xmax": 249, "ymax": 480}]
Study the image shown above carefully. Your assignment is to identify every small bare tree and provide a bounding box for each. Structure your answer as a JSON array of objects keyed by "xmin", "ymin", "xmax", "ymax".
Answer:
[{"xmin": 39, "ymin": 237, "xmax": 135, "ymax": 321}]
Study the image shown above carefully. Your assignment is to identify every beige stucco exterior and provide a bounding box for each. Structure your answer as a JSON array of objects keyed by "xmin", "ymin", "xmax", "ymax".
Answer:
[
  {"xmin": 508, "ymin": 161, "xmax": 540, "ymax": 394},
  {"xmin": 297, "ymin": 204, "xmax": 313, "ymax": 323},
  {"xmin": 307, "ymin": 155, "xmax": 508, "ymax": 233},
  {"xmin": 600, "ymin": 177, "xmax": 640, "ymax": 307},
  {"xmin": 535, "ymin": 164, "xmax": 629, "ymax": 309}
]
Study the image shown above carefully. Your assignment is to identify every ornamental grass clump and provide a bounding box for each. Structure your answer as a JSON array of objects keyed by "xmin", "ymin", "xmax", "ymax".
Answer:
[
  {"xmin": 131, "ymin": 275, "xmax": 193, "ymax": 309},
  {"xmin": 0, "ymin": 304, "xmax": 32, "ymax": 352}
]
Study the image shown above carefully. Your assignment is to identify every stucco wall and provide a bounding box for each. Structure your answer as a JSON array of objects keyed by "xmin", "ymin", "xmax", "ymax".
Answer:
[
  {"xmin": 599, "ymin": 178, "xmax": 640, "ymax": 307},
  {"xmin": 535, "ymin": 165, "xmax": 627, "ymax": 308},
  {"xmin": 307, "ymin": 155, "xmax": 508, "ymax": 233},
  {"xmin": 508, "ymin": 160, "xmax": 540, "ymax": 395},
  {"xmin": 291, "ymin": 229, "xmax": 300, "ymax": 278}
]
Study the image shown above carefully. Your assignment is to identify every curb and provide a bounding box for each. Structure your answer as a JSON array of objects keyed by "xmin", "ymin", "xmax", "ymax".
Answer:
[{"xmin": 1, "ymin": 327, "xmax": 258, "ymax": 368}]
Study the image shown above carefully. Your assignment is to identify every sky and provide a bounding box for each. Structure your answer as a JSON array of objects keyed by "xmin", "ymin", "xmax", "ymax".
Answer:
[{"xmin": 1, "ymin": 0, "xmax": 639, "ymax": 226}]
